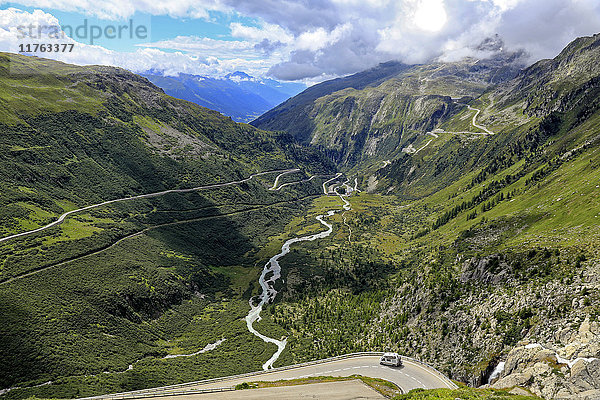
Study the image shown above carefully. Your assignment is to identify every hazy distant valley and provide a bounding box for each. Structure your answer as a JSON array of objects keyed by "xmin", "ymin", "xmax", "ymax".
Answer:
[{"xmin": 142, "ymin": 71, "xmax": 306, "ymax": 123}]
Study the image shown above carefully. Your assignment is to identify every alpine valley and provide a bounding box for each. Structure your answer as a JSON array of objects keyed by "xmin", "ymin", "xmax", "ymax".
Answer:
[{"xmin": 1, "ymin": 33, "xmax": 600, "ymax": 400}]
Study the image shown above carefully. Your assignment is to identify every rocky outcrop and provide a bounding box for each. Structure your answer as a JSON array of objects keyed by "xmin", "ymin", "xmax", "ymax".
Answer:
[
  {"xmin": 489, "ymin": 318, "xmax": 600, "ymax": 399},
  {"xmin": 460, "ymin": 255, "xmax": 511, "ymax": 284}
]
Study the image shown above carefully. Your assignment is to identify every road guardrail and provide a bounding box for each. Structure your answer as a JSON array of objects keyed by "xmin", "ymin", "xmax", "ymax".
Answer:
[{"xmin": 78, "ymin": 352, "xmax": 457, "ymax": 400}]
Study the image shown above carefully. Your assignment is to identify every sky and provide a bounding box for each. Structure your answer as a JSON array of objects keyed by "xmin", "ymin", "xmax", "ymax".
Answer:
[{"xmin": 0, "ymin": 0, "xmax": 599, "ymax": 84}]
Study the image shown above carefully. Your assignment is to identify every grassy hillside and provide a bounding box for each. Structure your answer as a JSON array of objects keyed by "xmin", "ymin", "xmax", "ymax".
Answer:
[
  {"xmin": 247, "ymin": 34, "xmax": 600, "ymax": 399},
  {"xmin": 0, "ymin": 53, "xmax": 334, "ymax": 398},
  {"xmin": 252, "ymin": 53, "xmax": 524, "ymax": 170},
  {"xmin": 2, "ymin": 34, "xmax": 600, "ymax": 400}
]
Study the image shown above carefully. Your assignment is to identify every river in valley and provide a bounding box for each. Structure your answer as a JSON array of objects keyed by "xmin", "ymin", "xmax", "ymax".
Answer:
[{"xmin": 245, "ymin": 177, "xmax": 352, "ymax": 370}]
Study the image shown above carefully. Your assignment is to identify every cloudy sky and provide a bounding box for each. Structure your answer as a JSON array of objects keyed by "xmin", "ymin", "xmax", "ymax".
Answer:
[{"xmin": 1, "ymin": 0, "xmax": 599, "ymax": 84}]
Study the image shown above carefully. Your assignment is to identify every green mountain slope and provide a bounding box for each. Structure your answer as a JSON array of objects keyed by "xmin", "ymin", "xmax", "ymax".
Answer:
[
  {"xmin": 0, "ymin": 53, "xmax": 334, "ymax": 241},
  {"xmin": 249, "ymin": 34, "xmax": 600, "ymax": 399},
  {"xmin": 3, "ymin": 33, "xmax": 600, "ymax": 400},
  {"xmin": 380, "ymin": 33, "xmax": 600, "ymax": 200},
  {"xmin": 251, "ymin": 61, "xmax": 412, "ymax": 142},
  {"xmin": 252, "ymin": 53, "xmax": 524, "ymax": 170},
  {"xmin": 0, "ymin": 53, "xmax": 333, "ymax": 397}
]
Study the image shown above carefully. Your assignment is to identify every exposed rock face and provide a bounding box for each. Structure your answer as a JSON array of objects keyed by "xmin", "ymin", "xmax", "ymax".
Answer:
[
  {"xmin": 490, "ymin": 318, "xmax": 600, "ymax": 399},
  {"xmin": 460, "ymin": 255, "xmax": 510, "ymax": 284},
  {"xmin": 496, "ymin": 34, "xmax": 600, "ymax": 119}
]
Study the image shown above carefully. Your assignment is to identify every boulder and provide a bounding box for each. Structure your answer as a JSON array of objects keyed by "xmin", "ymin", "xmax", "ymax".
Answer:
[
  {"xmin": 509, "ymin": 387, "xmax": 533, "ymax": 396},
  {"xmin": 492, "ymin": 371, "xmax": 533, "ymax": 389},
  {"xmin": 504, "ymin": 346, "xmax": 538, "ymax": 375},
  {"xmin": 533, "ymin": 349, "xmax": 557, "ymax": 364},
  {"xmin": 568, "ymin": 318, "xmax": 599, "ymax": 350},
  {"xmin": 528, "ymin": 362, "xmax": 552, "ymax": 376},
  {"xmin": 538, "ymin": 375, "xmax": 560, "ymax": 399},
  {"xmin": 586, "ymin": 360, "xmax": 600, "ymax": 386},
  {"xmin": 460, "ymin": 255, "xmax": 510, "ymax": 284},
  {"xmin": 577, "ymin": 389, "xmax": 600, "ymax": 400},
  {"xmin": 554, "ymin": 387, "xmax": 573, "ymax": 399},
  {"xmin": 558, "ymin": 328, "xmax": 576, "ymax": 345},
  {"xmin": 580, "ymin": 318, "xmax": 592, "ymax": 335},
  {"xmin": 561, "ymin": 343, "xmax": 580, "ymax": 359},
  {"xmin": 569, "ymin": 359, "xmax": 595, "ymax": 392}
]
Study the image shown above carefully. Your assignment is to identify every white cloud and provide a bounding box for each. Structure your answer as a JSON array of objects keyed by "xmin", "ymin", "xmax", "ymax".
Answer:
[
  {"xmin": 495, "ymin": 0, "xmax": 600, "ymax": 63},
  {"xmin": 296, "ymin": 23, "xmax": 351, "ymax": 51},
  {"xmin": 2, "ymin": 1, "xmax": 600, "ymax": 82},
  {"xmin": 226, "ymin": 0, "xmax": 600, "ymax": 80},
  {"xmin": 490, "ymin": 0, "xmax": 524, "ymax": 11},
  {"xmin": 230, "ymin": 22, "xmax": 293, "ymax": 44},
  {"xmin": 413, "ymin": 0, "xmax": 447, "ymax": 32},
  {"xmin": 0, "ymin": 0, "xmax": 224, "ymax": 20},
  {"xmin": 0, "ymin": 8, "xmax": 280, "ymax": 78},
  {"xmin": 141, "ymin": 36, "xmax": 258, "ymax": 58}
]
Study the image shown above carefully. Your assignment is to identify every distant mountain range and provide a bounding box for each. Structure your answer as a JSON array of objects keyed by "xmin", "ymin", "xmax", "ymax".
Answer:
[{"xmin": 142, "ymin": 71, "xmax": 306, "ymax": 123}]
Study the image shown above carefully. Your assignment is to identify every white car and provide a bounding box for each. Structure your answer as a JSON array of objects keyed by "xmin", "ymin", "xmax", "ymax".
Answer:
[{"xmin": 380, "ymin": 352, "xmax": 402, "ymax": 367}]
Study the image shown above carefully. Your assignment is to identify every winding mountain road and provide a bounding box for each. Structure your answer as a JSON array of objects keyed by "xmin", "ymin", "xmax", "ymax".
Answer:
[
  {"xmin": 0, "ymin": 195, "xmax": 321, "ymax": 286},
  {"xmin": 269, "ymin": 173, "xmax": 339, "ymax": 192},
  {"xmin": 188, "ymin": 354, "xmax": 455, "ymax": 393},
  {"xmin": 465, "ymin": 104, "xmax": 494, "ymax": 135},
  {"xmin": 207, "ymin": 354, "xmax": 456, "ymax": 393},
  {"xmin": 322, "ymin": 172, "xmax": 343, "ymax": 194},
  {"xmin": 402, "ymin": 102, "xmax": 495, "ymax": 155},
  {"xmin": 80, "ymin": 354, "xmax": 456, "ymax": 400},
  {"xmin": 269, "ymin": 169, "xmax": 301, "ymax": 190},
  {"xmin": 432, "ymin": 102, "xmax": 495, "ymax": 136},
  {"xmin": 0, "ymin": 169, "xmax": 300, "ymax": 245},
  {"xmin": 3, "ymin": 169, "xmax": 457, "ymax": 398}
]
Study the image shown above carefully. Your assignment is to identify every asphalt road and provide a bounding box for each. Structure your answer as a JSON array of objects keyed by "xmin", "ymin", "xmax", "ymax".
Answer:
[
  {"xmin": 0, "ymin": 169, "xmax": 299, "ymax": 244},
  {"xmin": 105, "ymin": 355, "xmax": 455, "ymax": 400},
  {"xmin": 183, "ymin": 355, "xmax": 454, "ymax": 393}
]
